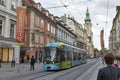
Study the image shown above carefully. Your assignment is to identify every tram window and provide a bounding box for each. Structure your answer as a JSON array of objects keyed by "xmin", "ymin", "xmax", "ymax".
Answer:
[
  {"xmin": 50, "ymin": 48, "xmax": 56, "ymax": 61},
  {"xmin": 78, "ymin": 53, "xmax": 81, "ymax": 60},
  {"xmin": 45, "ymin": 48, "xmax": 50, "ymax": 57},
  {"xmin": 73, "ymin": 49, "xmax": 76, "ymax": 60},
  {"xmin": 65, "ymin": 53, "xmax": 67, "ymax": 61},
  {"xmin": 59, "ymin": 49, "xmax": 63, "ymax": 61},
  {"xmin": 75, "ymin": 52, "xmax": 78, "ymax": 60},
  {"xmin": 66, "ymin": 52, "xmax": 68, "ymax": 60},
  {"xmin": 61, "ymin": 50, "xmax": 65, "ymax": 61},
  {"xmin": 56, "ymin": 48, "xmax": 60, "ymax": 61},
  {"xmin": 73, "ymin": 52, "xmax": 75, "ymax": 60},
  {"xmin": 74, "ymin": 52, "xmax": 76, "ymax": 60},
  {"xmin": 67, "ymin": 52, "xmax": 70, "ymax": 60},
  {"xmin": 62, "ymin": 51, "xmax": 65, "ymax": 61},
  {"xmin": 65, "ymin": 51, "xmax": 69, "ymax": 60}
]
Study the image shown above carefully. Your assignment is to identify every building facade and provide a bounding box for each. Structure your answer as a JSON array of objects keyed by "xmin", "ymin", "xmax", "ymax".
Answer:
[
  {"xmin": 75, "ymin": 22, "xmax": 86, "ymax": 49},
  {"xmin": 84, "ymin": 8, "xmax": 94, "ymax": 57},
  {"xmin": 0, "ymin": 0, "xmax": 22, "ymax": 63},
  {"xmin": 55, "ymin": 16, "xmax": 77, "ymax": 46},
  {"xmin": 100, "ymin": 29, "xmax": 105, "ymax": 49},
  {"xmin": 61, "ymin": 14, "xmax": 85, "ymax": 49},
  {"xmin": 21, "ymin": 0, "xmax": 56, "ymax": 62},
  {"xmin": 109, "ymin": 6, "xmax": 120, "ymax": 55}
]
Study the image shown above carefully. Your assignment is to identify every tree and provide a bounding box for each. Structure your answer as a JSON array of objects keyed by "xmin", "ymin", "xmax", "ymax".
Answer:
[
  {"xmin": 94, "ymin": 48, "xmax": 99, "ymax": 58},
  {"xmin": 100, "ymin": 48, "xmax": 109, "ymax": 55}
]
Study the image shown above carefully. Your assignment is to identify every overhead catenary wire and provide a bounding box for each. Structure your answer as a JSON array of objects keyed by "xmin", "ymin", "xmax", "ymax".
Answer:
[
  {"xmin": 106, "ymin": 0, "xmax": 109, "ymax": 24},
  {"xmin": 59, "ymin": 0, "xmax": 73, "ymax": 17},
  {"xmin": 45, "ymin": 5, "xmax": 69, "ymax": 9},
  {"xmin": 104, "ymin": 0, "xmax": 109, "ymax": 48},
  {"xmin": 45, "ymin": 2, "xmax": 83, "ymax": 9},
  {"xmin": 58, "ymin": 0, "xmax": 92, "ymax": 21},
  {"xmin": 71, "ymin": 0, "xmax": 81, "ymax": 18}
]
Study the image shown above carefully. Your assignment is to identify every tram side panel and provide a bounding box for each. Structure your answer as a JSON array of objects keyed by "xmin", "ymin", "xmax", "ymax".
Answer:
[
  {"xmin": 43, "ymin": 43, "xmax": 87, "ymax": 70},
  {"xmin": 72, "ymin": 48, "xmax": 79, "ymax": 66},
  {"xmin": 71, "ymin": 48, "xmax": 74, "ymax": 67},
  {"xmin": 55, "ymin": 48, "xmax": 71, "ymax": 70}
]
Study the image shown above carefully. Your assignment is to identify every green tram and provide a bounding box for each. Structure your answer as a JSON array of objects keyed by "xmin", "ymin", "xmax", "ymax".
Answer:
[{"xmin": 43, "ymin": 43, "xmax": 87, "ymax": 70}]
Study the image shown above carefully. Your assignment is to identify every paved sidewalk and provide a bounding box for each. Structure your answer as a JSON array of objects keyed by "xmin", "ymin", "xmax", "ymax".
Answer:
[{"xmin": 0, "ymin": 62, "xmax": 43, "ymax": 80}]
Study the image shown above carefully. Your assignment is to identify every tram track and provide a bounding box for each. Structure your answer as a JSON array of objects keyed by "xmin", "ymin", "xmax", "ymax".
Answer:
[
  {"xmin": 8, "ymin": 70, "xmax": 56, "ymax": 80},
  {"xmin": 30, "ymin": 71, "xmax": 57, "ymax": 80},
  {"xmin": 52, "ymin": 61, "xmax": 98, "ymax": 80},
  {"xmin": 33, "ymin": 60, "xmax": 99, "ymax": 80}
]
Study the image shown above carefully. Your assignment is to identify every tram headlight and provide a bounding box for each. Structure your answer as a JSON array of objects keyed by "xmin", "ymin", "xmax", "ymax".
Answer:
[
  {"xmin": 52, "ymin": 62, "xmax": 54, "ymax": 64},
  {"xmin": 44, "ymin": 61, "xmax": 46, "ymax": 63}
]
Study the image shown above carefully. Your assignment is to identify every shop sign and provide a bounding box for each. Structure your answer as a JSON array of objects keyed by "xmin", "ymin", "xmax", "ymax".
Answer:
[{"xmin": 16, "ymin": 6, "xmax": 26, "ymax": 45}]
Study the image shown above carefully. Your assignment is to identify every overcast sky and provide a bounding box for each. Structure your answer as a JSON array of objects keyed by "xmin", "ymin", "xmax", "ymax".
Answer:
[{"xmin": 34, "ymin": 0, "xmax": 120, "ymax": 50}]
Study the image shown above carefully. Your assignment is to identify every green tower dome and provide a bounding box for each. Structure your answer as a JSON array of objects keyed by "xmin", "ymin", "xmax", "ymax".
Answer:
[{"xmin": 84, "ymin": 8, "xmax": 91, "ymax": 23}]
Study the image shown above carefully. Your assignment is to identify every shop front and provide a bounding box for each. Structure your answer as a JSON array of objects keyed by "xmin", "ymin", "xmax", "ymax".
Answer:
[
  {"xmin": 20, "ymin": 47, "xmax": 45, "ymax": 63},
  {"xmin": 0, "ymin": 48, "xmax": 14, "ymax": 62},
  {"xmin": 0, "ymin": 40, "xmax": 20, "ymax": 63},
  {"xmin": 0, "ymin": 42, "xmax": 14, "ymax": 62}
]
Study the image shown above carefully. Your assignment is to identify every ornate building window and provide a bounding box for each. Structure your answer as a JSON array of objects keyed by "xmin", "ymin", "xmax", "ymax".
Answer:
[
  {"xmin": 35, "ymin": 32, "xmax": 39, "ymax": 43},
  {"xmin": 51, "ymin": 26, "xmax": 55, "ymax": 34},
  {"xmin": 41, "ymin": 19, "xmax": 44, "ymax": 29},
  {"xmin": 10, "ymin": 23, "xmax": 15, "ymax": 38},
  {"xmin": 40, "ymin": 34, "xmax": 43, "ymax": 44},
  {"xmin": 11, "ymin": 0, "xmax": 16, "ymax": 11},
  {"xmin": 47, "ymin": 23, "xmax": 50, "ymax": 31},
  {"xmin": 0, "ymin": 0, "xmax": 5, "ymax": 6},
  {"xmin": 36, "ymin": 16, "xmax": 39, "ymax": 26}
]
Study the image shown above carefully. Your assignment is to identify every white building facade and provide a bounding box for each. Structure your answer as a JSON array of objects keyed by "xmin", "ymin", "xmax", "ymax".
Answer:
[
  {"xmin": 0, "ymin": 0, "xmax": 22, "ymax": 63},
  {"xmin": 84, "ymin": 8, "xmax": 94, "ymax": 57},
  {"xmin": 109, "ymin": 6, "xmax": 120, "ymax": 56},
  {"xmin": 61, "ymin": 14, "xmax": 86, "ymax": 49},
  {"xmin": 55, "ymin": 17, "xmax": 77, "ymax": 46}
]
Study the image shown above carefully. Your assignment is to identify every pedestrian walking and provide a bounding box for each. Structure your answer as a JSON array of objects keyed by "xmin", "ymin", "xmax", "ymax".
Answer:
[
  {"xmin": 11, "ymin": 57, "xmax": 15, "ymax": 67},
  {"xmin": 101, "ymin": 52, "xmax": 104, "ymax": 65},
  {"xmin": 97, "ymin": 53, "xmax": 120, "ymax": 80},
  {"xmin": 38, "ymin": 57, "xmax": 41, "ymax": 63},
  {"xmin": 20, "ymin": 56, "xmax": 24, "ymax": 63},
  {"xmin": 30, "ymin": 56, "xmax": 35, "ymax": 71}
]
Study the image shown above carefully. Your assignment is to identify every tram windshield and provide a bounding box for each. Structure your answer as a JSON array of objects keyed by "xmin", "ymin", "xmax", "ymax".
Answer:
[{"xmin": 45, "ymin": 47, "xmax": 57, "ymax": 62}]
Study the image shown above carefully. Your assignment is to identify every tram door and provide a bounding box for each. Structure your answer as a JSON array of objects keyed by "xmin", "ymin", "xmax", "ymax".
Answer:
[
  {"xmin": 59, "ymin": 49, "xmax": 64, "ymax": 69},
  {"xmin": 71, "ymin": 48, "xmax": 74, "ymax": 66}
]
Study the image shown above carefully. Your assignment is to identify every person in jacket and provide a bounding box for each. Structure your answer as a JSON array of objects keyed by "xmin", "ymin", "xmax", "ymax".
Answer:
[
  {"xmin": 97, "ymin": 53, "xmax": 120, "ymax": 80},
  {"xmin": 30, "ymin": 56, "xmax": 35, "ymax": 71},
  {"xmin": 11, "ymin": 57, "xmax": 15, "ymax": 67}
]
